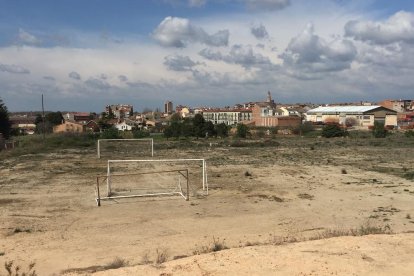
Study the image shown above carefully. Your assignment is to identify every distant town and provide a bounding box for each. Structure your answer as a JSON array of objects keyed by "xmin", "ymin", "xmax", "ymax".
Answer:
[{"xmin": 6, "ymin": 92, "xmax": 414, "ymax": 136}]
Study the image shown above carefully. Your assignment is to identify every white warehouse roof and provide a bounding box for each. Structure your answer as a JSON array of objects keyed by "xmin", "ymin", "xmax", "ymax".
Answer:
[{"xmin": 307, "ymin": 105, "xmax": 382, "ymax": 114}]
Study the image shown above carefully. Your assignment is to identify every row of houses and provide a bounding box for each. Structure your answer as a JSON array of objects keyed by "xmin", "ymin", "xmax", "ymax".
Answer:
[
  {"xmin": 199, "ymin": 92, "xmax": 303, "ymax": 128},
  {"xmin": 9, "ymin": 95, "xmax": 414, "ymax": 136}
]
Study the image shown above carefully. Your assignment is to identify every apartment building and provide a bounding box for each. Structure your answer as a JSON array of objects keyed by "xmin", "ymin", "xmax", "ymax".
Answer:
[{"xmin": 202, "ymin": 108, "xmax": 253, "ymax": 125}]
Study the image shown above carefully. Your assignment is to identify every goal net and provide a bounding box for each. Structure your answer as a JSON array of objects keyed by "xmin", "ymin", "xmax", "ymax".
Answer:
[
  {"xmin": 95, "ymin": 159, "xmax": 208, "ymax": 206},
  {"xmin": 97, "ymin": 138, "xmax": 154, "ymax": 159}
]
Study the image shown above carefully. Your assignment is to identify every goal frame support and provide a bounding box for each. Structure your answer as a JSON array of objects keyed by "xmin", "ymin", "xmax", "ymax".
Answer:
[
  {"xmin": 95, "ymin": 169, "xmax": 189, "ymax": 206},
  {"xmin": 97, "ymin": 138, "xmax": 154, "ymax": 159}
]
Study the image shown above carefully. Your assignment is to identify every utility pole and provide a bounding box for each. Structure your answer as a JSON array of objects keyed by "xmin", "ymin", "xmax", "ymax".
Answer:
[{"xmin": 42, "ymin": 94, "xmax": 45, "ymax": 141}]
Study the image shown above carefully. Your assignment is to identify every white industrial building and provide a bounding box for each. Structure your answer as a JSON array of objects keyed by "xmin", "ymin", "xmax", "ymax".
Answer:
[{"xmin": 305, "ymin": 106, "xmax": 398, "ymax": 127}]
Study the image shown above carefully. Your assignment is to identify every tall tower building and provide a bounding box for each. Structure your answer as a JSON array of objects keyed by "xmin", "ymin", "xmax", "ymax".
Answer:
[
  {"xmin": 266, "ymin": 91, "xmax": 276, "ymax": 107},
  {"xmin": 164, "ymin": 101, "xmax": 173, "ymax": 114}
]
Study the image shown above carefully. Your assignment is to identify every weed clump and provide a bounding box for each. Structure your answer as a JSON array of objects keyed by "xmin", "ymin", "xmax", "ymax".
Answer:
[
  {"xmin": 105, "ymin": 257, "xmax": 128, "ymax": 270},
  {"xmin": 154, "ymin": 248, "xmax": 169, "ymax": 265},
  {"xmin": 4, "ymin": 261, "xmax": 36, "ymax": 276},
  {"xmin": 193, "ymin": 236, "xmax": 228, "ymax": 255}
]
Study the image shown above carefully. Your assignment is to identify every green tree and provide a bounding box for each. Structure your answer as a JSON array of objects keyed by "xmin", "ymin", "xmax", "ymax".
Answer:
[
  {"xmin": 236, "ymin": 123, "xmax": 249, "ymax": 138},
  {"xmin": 170, "ymin": 121, "xmax": 181, "ymax": 138},
  {"xmin": 97, "ymin": 119, "xmax": 112, "ymax": 131},
  {"xmin": 35, "ymin": 111, "xmax": 64, "ymax": 134},
  {"xmin": 321, "ymin": 124, "xmax": 347, "ymax": 138},
  {"xmin": 215, "ymin": 123, "xmax": 229, "ymax": 138},
  {"xmin": 46, "ymin": 111, "xmax": 64, "ymax": 126},
  {"xmin": 203, "ymin": 121, "xmax": 216, "ymax": 138},
  {"xmin": 0, "ymin": 98, "xmax": 11, "ymax": 139},
  {"xmin": 163, "ymin": 125, "xmax": 173, "ymax": 139},
  {"xmin": 170, "ymin": 113, "xmax": 181, "ymax": 122},
  {"xmin": 193, "ymin": 114, "xmax": 206, "ymax": 138},
  {"xmin": 181, "ymin": 118, "xmax": 194, "ymax": 137},
  {"xmin": 164, "ymin": 121, "xmax": 181, "ymax": 139},
  {"xmin": 372, "ymin": 121, "xmax": 387, "ymax": 138}
]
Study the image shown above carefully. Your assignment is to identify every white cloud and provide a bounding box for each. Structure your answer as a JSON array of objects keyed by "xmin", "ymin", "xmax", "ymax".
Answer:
[
  {"xmin": 152, "ymin": 16, "xmax": 229, "ymax": 48},
  {"xmin": 188, "ymin": 0, "xmax": 206, "ymax": 7},
  {"xmin": 68, "ymin": 71, "xmax": 81, "ymax": 80},
  {"xmin": 118, "ymin": 75, "xmax": 128, "ymax": 82},
  {"xmin": 280, "ymin": 23, "xmax": 356, "ymax": 76},
  {"xmin": 0, "ymin": 63, "xmax": 30, "ymax": 74},
  {"xmin": 251, "ymin": 24, "xmax": 269, "ymax": 39},
  {"xmin": 199, "ymin": 44, "xmax": 272, "ymax": 68},
  {"xmin": 345, "ymin": 11, "xmax": 414, "ymax": 45},
  {"xmin": 3, "ymin": 1, "xmax": 414, "ymax": 111},
  {"xmin": 85, "ymin": 77, "xmax": 111, "ymax": 90},
  {"xmin": 164, "ymin": 54, "xmax": 202, "ymax": 71},
  {"xmin": 17, "ymin": 28, "xmax": 41, "ymax": 45},
  {"xmin": 245, "ymin": 0, "xmax": 290, "ymax": 11}
]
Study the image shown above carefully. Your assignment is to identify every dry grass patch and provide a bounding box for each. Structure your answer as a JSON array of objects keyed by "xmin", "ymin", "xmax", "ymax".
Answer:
[
  {"xmin": 309, "ymin": 224, "xmax": 392, "ymax": 240},
  {"xmin": 298, "ymin": 193, "xmax": 314, "ymax": 200}
]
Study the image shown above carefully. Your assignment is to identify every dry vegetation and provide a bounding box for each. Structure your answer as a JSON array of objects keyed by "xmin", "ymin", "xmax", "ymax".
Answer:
[{"xmin": 0, "ymin": 132, "xmax": 414, "ymax": 274}]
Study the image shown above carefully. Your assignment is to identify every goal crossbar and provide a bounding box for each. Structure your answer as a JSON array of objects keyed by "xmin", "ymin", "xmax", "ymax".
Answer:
[
  {"xmin": 97, "ymin": 138, "xmax": 154, "ymax": 158},
  {"xmin": 95, "ymin": 169, "xmax": 189, "ymax": 206}
]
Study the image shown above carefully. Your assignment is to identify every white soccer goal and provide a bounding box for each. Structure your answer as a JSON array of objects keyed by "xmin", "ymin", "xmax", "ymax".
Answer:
[
  {"xmin": 94, "ymin": 158, "xmax": 208, "ymax": 206},
  {"xmin": 97, "ymin": 138, "xmax": 154, "ymax": 159}
]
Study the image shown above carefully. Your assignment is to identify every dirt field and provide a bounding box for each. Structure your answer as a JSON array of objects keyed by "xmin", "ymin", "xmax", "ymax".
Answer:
[{"xmin": 1, "ymin": 136, "xmax": 414, "ymax": 275}]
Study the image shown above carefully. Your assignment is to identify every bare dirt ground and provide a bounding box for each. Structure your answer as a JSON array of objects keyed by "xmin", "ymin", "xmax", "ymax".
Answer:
[
  {"xmin": 93, "ymin": 233, "xmax": 414, "ymax": 276},
  {"xmin": 1, "ymin": 137, "xmax": 414, "ymax": 275}
]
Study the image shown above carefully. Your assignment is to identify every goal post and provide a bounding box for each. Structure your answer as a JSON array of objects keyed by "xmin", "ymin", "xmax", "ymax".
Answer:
[
  {"xmin": 97, "ymin": 138, "xmax": 154, "ymax": 159},
  {"xmin": 94, "ymin": 158, "xmax": 208, "ymax": 206}
]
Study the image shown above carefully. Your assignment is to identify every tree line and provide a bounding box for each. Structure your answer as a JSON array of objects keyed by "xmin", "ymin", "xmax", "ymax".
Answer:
[{"xmin": 163, "ymin": 114, "xmax": 229, "ymax": 139}]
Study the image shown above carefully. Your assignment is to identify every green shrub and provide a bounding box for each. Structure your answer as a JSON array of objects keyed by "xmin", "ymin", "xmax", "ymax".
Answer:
[
  {"xmin": 294, "ymin": 121, "xmax": 314, "ymax": 135},
  {"xmin": 230, "ymin": 140, "xmax": 248, "ymax": 147},
  {"xmin": 132, "ymin": 129, "xmax": 150, "ymax": 138},
  {"xmin": 256, "ymin": 128, "xmax": 265, "ymax": 138},
  {"xmin": 236, "ymin": 124, "xmax": 249, "ymax": 138},
  {"xmin": 372, "ymin": 121, "xmax": 387, "ymax": 138},
  {"xmin": 215, "ymin": 123, "xmax": 229, "ymax": 138},
  {"xmin": 403, "ymin": 171, "xmax": 414, "ymax": 180},
  {"xmin": 321, "ymin": 124, "xmax": 348, "ymax": 138},
  {"xmin": 101, "ymin": 127, "xmax": 121, "ymax": 139},
  {"xmin": 405, "ymin": 130, "xmax": 414, "ymax": 138}
]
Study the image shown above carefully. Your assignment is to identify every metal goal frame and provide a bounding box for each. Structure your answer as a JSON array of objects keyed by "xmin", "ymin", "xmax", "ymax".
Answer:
[
  {"xmin": 107, "ymin": 158, "xmax": 208, "ymax": 193},
  {"xmin": 95, "ymin": 169, "xmax": 189, "ymax": 206}
]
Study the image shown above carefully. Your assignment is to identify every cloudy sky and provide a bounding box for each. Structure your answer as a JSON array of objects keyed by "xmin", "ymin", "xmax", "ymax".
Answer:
[{"xmin": 1, "ymin": 0, "xmax": 414, "ymax": 112}]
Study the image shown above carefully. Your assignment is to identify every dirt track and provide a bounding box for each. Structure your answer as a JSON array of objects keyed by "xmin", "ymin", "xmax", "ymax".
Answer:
[{"xmin": 1, "ymin": 137, "xmax": 414, "ymax": 275}]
